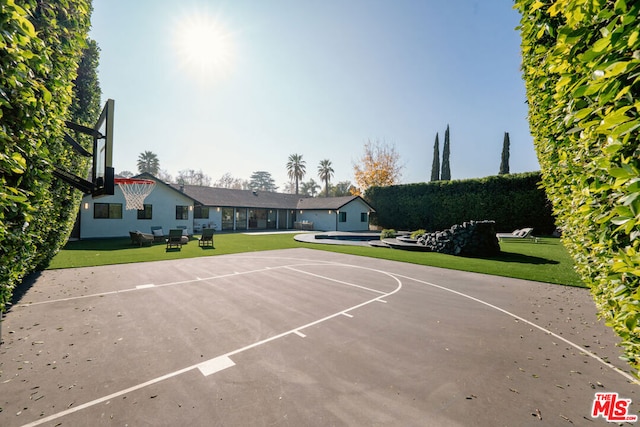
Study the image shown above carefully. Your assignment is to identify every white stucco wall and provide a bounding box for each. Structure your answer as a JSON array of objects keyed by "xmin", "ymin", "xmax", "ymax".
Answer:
[
  {"xmin": 79, "ymin": 183, "xmax": 194, "ymax": 239},
  {"xmin": 298, "ymin": 210, "xmax": 337, "ymax": 231},
  {"xmin": 298, "ymin": 198, "xmax": 372, "ymax": 231},
  {"xmin": 336, "ymin": 198, "xmax": 371, "ymax": 231}
]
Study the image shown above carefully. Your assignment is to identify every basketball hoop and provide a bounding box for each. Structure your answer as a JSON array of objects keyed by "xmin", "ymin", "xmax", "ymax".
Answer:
[{"xmin": 115, "ymin": 178, "xmax": 156, "ymax": 210}]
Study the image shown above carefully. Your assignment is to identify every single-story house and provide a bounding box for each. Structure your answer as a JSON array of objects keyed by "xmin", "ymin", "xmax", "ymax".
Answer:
[{"xmin": 75, "ymin": 174, "xmax": 375, "ymax": 239}]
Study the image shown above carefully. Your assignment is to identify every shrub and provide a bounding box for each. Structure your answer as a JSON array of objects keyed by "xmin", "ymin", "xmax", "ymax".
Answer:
[
  {"xmin": 0, "ymin": 1, "xmax": 94, "ymax": 313},
  {"xmin": 365, "ymin": 172, "xmax": 555, "ymax": 234},
  {"xmin": 380, "ymin": 229, "xmax": 396, "ymax": 239},
  {"xmin": 411, "ymin": 229, "xmax": 426, "ymax": 239},
  {"xmin": 516, "ymin": 0, "xmax": 640, "ymax": 373}
]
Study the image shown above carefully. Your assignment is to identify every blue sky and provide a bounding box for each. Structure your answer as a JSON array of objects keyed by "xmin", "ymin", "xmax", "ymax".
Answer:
[{"xmin": 89, "ymin": 0, "xmax": 537, "ymax": 190}]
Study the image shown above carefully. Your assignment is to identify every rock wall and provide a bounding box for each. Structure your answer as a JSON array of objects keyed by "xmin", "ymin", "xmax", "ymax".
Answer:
[{"xmin": 416, "ymin": 220, "xmax": 500, "ymax": 256}]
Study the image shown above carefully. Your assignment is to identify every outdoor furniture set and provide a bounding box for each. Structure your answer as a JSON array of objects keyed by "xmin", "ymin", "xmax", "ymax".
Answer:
[
  {"xmin": 129, "ymin": 227, "xmax": 215, "ymax": 250},
  {"xmin": 496, "ymin": 227, "xmax": 539, "ymax": 243}
]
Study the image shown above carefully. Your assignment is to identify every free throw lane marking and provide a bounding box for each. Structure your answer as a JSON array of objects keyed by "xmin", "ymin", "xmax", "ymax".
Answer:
[
  {"xmin": 198, "ymin": 355, "xmax": 236, "ymax": 376},
  {"xmin": 284, "ymin": 266, "xmax": 388, "ymax": 295},
  {"xmin": 342, "ymin": 312, "xmax": 354, "ymax": 318},
  {"xmin": 18, "ymin": 262, "xmax": 403, "ymax": 426},
  {"xmin": 294, "ymin": 330, "xmax": 306, "ymax": 338}
]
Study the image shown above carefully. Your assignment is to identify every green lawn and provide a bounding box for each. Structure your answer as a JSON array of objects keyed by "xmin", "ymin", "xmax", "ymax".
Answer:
[{"xmin": 49, "ymin": 233, "xmax": 584, "ymax": 287}]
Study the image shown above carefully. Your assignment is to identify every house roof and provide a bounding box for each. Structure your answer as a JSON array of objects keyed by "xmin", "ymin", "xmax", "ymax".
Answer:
[
  {"xmin": 297, "ymin": 195, "xmax": 374, "ymax": 211},
  {"xmin": 133, "ymin": 173, "xmax": 198, "ymax": 203},
  {"xmin": 175, "ymin": 185, "xmax": 304, "ymax": 209},
  {"xmin": 135, "ymin": 173, "xmax": 375, "ymax": 212}
]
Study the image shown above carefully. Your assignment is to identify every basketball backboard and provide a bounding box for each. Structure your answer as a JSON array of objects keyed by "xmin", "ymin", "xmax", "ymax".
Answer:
[
  {"xmin": 54, "ymin": 99, "xmax": 115, "ymax": 196},
  {"xmin": 92, "ymin": 99, "xmax": 115, "ymax": 197}
]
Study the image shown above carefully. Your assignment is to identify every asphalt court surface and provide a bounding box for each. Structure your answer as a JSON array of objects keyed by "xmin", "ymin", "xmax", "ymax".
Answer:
[{"xmin": 1, "ymin": 248, "xmax": 639, "ymax": 426}]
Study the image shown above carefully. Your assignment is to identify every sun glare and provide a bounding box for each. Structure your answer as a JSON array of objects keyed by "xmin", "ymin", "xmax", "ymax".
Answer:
[{"xmin": 172, "ymin": 11, "xmax": 235, "ymax": 83}]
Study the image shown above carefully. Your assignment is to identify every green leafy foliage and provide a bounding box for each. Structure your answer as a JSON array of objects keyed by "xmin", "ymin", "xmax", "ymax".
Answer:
[
  {"xmin": 430, "ymin": 133, "xmax": 440, "ymax": 182},
  {"xmin": 365, "ymin": 172, "xmax": 555, "ymax": 234},
  {"xmin": 499, "ymin": 132, "xmax": 510, "ymax": 175},
  {"xmin": 0, "ymin": 0, "xmax": 95, "ymax": 313},
  {"xmin": 410, "ymin": 229, "xmax": 426, "ymax": 239},
  {"xmin": 515, "ymin": 0, "xmax": 640, "ymax": 373},
  {"xmin": 441, "ymin": 125, "xmax": 451, "ymax": 181},
  {"xmin": 380, "ymin": 229, "xmax": 397, "ymax": 239}
]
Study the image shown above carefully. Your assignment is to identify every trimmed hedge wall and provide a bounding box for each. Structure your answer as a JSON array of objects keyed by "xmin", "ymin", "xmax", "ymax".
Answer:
[
  {"xmin": 364, "ymin": 172, "xmax": 556, "ymax": 234},
  {"xmin": 0, "ymin": 0, "xmax": 95, "ymax": 313},
  {"xmin": 515, "ymin": 0, "xmax": 640, "ymax": 373}
]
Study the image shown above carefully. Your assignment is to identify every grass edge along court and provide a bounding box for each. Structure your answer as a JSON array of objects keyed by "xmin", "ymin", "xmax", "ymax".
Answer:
[{"xmin": 48, "ymin": 234, "xmax": 584, "ymax": 288}]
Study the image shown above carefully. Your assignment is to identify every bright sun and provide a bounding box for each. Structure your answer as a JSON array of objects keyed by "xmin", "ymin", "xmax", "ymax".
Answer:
[{"xmin": 172, "ymin": 11, "xmax": 235, "ymax": 83}]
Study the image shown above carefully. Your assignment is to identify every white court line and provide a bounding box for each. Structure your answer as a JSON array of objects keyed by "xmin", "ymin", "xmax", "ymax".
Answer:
[
  {"xmin": 198, "ymin": 355, "xmax": 236, "ymax": 376},
  {"xmin": 294, "ymin": 330, "xmax": 306, "ymax": 338},
  {"xmin": 18, "ymin": 263, "xmax": 402, "ymax": 427},
  {"xmin": 394, "ymin": 273, "xmax": 640, "ymax": 386},
  {"xmin": 284, "ymin": 266, "xmax": 388, "ymax": 295},
  {"xmin": 15, "ymin": 261, "xmax": 385, "ymax": 308},
  {"xmin": 342, "ymin": 312, "xmax": 354, "ymax": 318},
  {"xmin": 15, "ymin": 266, "xmax": 311, "ymax": 308}
]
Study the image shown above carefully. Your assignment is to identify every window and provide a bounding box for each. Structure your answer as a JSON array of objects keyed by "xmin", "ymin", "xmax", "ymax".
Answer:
[
  {"xmin": 137, "ymin": 204, "xmax": 152, "ymax": 220},
  {"xmin": 176, "ymin": 205, "xmax": 189, "ymax": 220},
  {"xmin": 339, "ymin": 212, "xmax": 347, "ymax": 222},
  {"xmin": 222, "ymin": 207, "xmax": 234, "ymax": 230},
  {"xmin": 235, "ymin": 208, "xmax": 247, "ymax": 230},
  {"xmin": 94, "ymin": 203, "xmax": 122, "ymax": 219},
  {"xmin": 360, "ymin": 212, "xmax": 368, "ymax": 222},
  {"xmin": 194, "ymin": 205, "xmax": 209, "ymax": 219}
]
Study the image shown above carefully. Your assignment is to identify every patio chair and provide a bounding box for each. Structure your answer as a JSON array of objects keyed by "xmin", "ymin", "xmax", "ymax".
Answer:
[
  {"xmin": 496, "ymin": 228, "xmax": 539, "ymax": 243},
  {"xmin": 176, "ymin": 225, "xmax": 192, "ymax": 240},
  {"xmin": 199, "ymin": 228, "xmax": 215, "ymax": 248},
  {"xmin": 166, "ymin": 229, "xmax": 183, "ymax": 250},
  {"xmin": 130, "ymin": 231, "xmax": 154, "ymax": 247},
  {"xmin": 150, "ymin": 226, "xmax": 165, "ymax": 242}
]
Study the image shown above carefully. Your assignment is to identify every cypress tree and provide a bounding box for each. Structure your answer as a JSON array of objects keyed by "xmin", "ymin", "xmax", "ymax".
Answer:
[
  {"xmin": 499, "ymin": 132, "xmax": 510, "ymax": 175},
  {"xmin": 441, "ymin": 124, "xmax": 451, "ymax": 180},
  {"xmin": 430, "ymin": 133, "xmax": 440, "ymax": 181}
]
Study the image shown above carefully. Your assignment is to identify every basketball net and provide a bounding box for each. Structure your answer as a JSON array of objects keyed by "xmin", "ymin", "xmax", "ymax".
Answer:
[{"xmin": 116, "ymin": 179, "xmax": 156, "ymax": 210}]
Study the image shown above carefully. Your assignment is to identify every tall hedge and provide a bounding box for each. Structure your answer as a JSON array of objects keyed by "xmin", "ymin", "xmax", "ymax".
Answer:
[
  {"xmin": 0, "ymin": 0, "xmax": 94, "ymax": 314},
  {"xmin": 364, "ymin": 172, "xmax": 555, "ymax": 234},
  {"xmin": 515, "ymin": 0, "xmax": 640, "ymax": 373}
]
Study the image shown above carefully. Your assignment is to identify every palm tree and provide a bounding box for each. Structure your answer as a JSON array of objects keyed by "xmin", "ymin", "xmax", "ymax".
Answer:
[
  {"xmin": 301, "ymin": 179, "xmax": 321, "ymax": 197},
  {"xmin": 286, "ymin": 153, "xmax": 306, "ymax": 194},
  {"xmin": 317, "ymin": 159, "xmax": 334, "ymax": 197},
  {"xmin": 137, "ymin": 150, "xmax": 160, "ymax": 175}
]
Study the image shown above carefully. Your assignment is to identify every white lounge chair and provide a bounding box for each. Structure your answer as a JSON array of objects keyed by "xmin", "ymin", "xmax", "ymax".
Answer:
[{"xmin": 496, "ymin": 228, "xmax": 539, "ymax": 243}]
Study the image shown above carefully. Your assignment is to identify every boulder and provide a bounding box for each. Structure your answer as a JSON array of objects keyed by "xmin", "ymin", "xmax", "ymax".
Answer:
[{"xmin": 416, "ymin": 220, "xmax": 500, "ymax": 257}]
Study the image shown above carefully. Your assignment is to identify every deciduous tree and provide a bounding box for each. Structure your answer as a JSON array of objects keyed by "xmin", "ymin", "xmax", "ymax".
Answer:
[
  {"xmin": 352, "ymin": 139, "xmax": 403, "ymax": 195},
  {"xmin": 248, "ymin": 171, "xmax": 277, "ymax": 192},
  {"xmin": 215, "ymin": 172, "xmax": 243, "ymax": 189},
  {"xmin": 177, "ymin": 169, "xmax": 211, "ymax": 186},
  {"xmin": 157, "ymin": 169, "xmax": 173, "ymax": 183},
  {"xmin": 329, "ymin": 181, "xmax": 355, "ymax": 197}
]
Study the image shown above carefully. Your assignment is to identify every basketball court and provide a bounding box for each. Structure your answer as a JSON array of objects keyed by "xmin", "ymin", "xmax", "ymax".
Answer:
[{"xmin": 1, "ymin": 248, "xmax": 638, "ymax": 426}]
